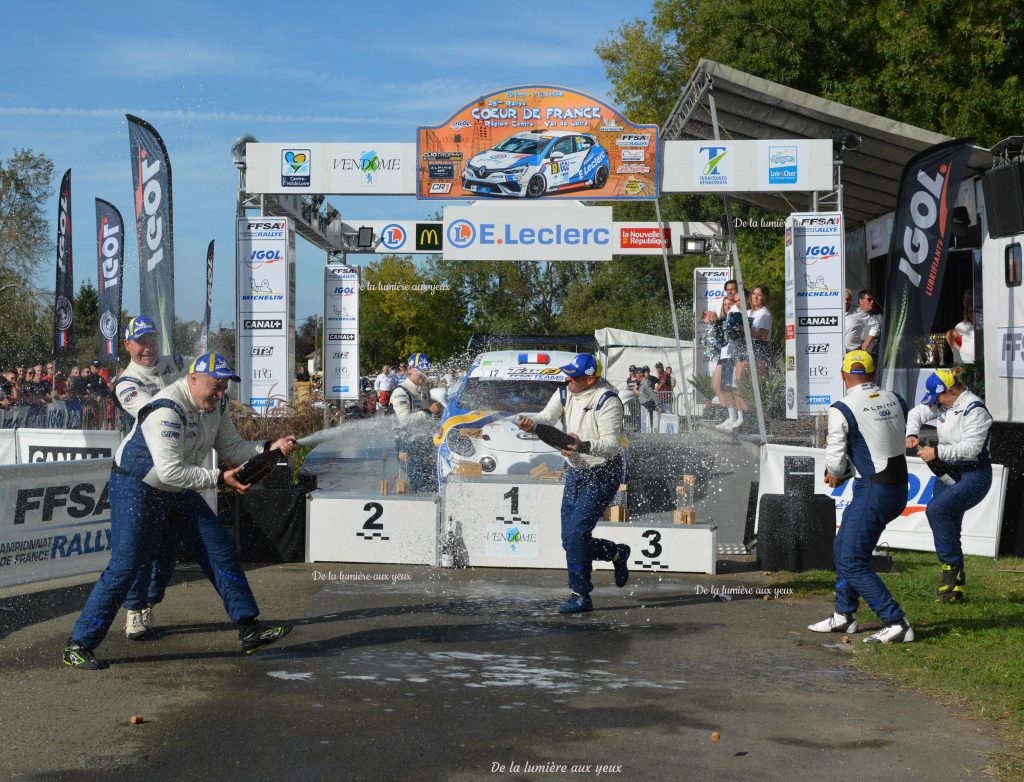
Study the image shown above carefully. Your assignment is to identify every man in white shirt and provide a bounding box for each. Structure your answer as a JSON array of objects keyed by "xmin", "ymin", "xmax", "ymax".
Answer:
[
  {"xmin": 516, "ymin": 353, "xmax": 630, "ymax": 614},
  {"xmin": 844, "ymin": 289, "xmax": 883, "ymax": 357}
]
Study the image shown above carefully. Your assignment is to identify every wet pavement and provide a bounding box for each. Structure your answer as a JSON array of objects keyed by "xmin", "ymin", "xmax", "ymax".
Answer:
[{"xmin": 0, "ymin": 561, "xmax": 998, "ymax": 781}]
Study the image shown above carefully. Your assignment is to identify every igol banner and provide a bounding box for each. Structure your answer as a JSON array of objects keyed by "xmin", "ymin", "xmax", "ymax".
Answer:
[
  {"xmin": 53, "ymin": 169, "xmax": 74, "ymax": 358},
  {"xmin": 95, "ymin": 199, "xmax": 124, "ymax": 361},
  {"xmin": 880, "ymin": 138, "xmax": 975, "ymax": 401},
  {"xmin": 127, "ymin": 114, "xmax": 175, "ymax": 355},
  {"xmin": 199, "ymin": 240, "xmax": 214, "ymax": 354}
]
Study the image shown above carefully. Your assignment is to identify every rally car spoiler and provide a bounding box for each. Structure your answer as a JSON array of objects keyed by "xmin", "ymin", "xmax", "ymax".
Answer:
[{"xmin": 466, "ymin": 333, "xmax": 598, "ymax": 353}]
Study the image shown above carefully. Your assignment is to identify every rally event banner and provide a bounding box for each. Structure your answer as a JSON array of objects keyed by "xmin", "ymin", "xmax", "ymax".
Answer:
[
  {"xmin": 127, "ymin": 114, "xmax": 175, "ymax": 355},
  {"xmin": 323, "ymin": 265, "xmax": 360, "ymax": 402},
  {"xmin": 693, "ymin": 267, "xmax": 733, "ymax": 379},
  {"xmin": 95, "ymin": 199, "xmax": 124, "ymax": 361},
  {"xmin": 53, "ymin": 169, "xmax": 74, "ymax": 358},
  {"xmin": 880, "ymin": 138, "xmax": 975, "ymax": 401},
  {"xmin": 417, "ymin": 85, "xmax": 658, "ymax": 201}
]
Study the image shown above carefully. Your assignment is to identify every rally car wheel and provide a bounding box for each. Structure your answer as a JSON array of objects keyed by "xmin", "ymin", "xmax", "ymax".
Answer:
[
  {"xmin": 592, "ymin": 166, "xmax": 609, "ymax": 189},
  {"xmin": 526, "ymin": 174, "xmax": 547, "ymax": 198}
]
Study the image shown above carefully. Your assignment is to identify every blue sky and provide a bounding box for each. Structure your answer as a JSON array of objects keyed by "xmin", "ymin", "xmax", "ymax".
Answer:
[{"xmin": 1, "ymin": 0, "xmax": 643, "ymax": 328}]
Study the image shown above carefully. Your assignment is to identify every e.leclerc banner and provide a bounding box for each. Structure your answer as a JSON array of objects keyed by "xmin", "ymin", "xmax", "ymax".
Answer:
[
  {"xmin": 417, "ymin": 85, "xmax": 658, "ymax": 201},
  {"xmin": 95, "ymin": 199, "xmax": 124, "ymax": 360},
  {"xmin": 53, "ymin": 169, "xmax": 74, "ymax": 358},
  {"xmin": 880, "ymin": 139, "xmax": 974, "ymax": 400},
  {"xmin": 127, "ymin": 114, "xmax": 175, "ymax": 355}
]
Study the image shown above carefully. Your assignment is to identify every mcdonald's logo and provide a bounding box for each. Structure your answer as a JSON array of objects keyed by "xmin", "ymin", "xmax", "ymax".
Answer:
[{"xmin": 415, "ymin": 222, "xmax": 443, "ymax": 251}]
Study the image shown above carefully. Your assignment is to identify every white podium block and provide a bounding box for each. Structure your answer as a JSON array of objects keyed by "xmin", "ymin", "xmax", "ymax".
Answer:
[
  {"xmin": 306, "ymin": 490, "xmax": 439, "ymax": 565},
  {"xmin": 443, "ymin": 477, "xmax": 717, "ymax": 574}
]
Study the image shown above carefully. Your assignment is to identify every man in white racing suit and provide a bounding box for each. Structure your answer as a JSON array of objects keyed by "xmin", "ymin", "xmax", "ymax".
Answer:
[
  {"xmin": 390, "ymin": 352, "xmax": 442, "ymax": 492},
  {"xmin": 517, "ymin": 353, "xmax": 631, "ymax": 614}
]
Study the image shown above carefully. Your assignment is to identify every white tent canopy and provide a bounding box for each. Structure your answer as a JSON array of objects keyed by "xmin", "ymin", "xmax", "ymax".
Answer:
[{"xmin": 594, "ymin": 327, "xmax": 693, "ymax": 393}]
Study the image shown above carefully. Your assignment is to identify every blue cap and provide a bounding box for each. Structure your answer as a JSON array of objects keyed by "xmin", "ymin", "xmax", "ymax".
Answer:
[
  {"xmin": 189, "ymin": 353, "xmax": 240, "ymax": 382},
  {"xmin": 921, "ymin": 368, "xmax": 957, "ymax": 405},
  {"xmin": 124, "ymin": 316, "xmax": 157, "ymax": 340},
  {"xmin": 408, "ymin": 353, "xmax": 431, "ymax": 371},
  {"xmin": 560, "ymin": 353, "xmax": 598, "ymax": 378}
]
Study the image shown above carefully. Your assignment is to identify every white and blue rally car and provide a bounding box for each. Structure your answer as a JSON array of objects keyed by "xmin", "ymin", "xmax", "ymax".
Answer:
[
  {"xmin": 461, "ymin": 131, "xmax": 611, "ymax": 198},
  {"xmin": 435, "ymin": 350, "xmax": 579, "ymax": 479}
]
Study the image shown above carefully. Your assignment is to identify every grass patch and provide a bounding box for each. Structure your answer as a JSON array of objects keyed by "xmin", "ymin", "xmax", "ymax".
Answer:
[{"xmin": 772, "ymin": 551, "xmax": 1024, "ymax": 780}]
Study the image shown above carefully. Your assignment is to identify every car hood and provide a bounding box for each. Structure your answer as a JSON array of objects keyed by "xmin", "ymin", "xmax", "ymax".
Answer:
[
  {"xmin": 468, "ymin": 151, "xmax": 531, "ymax": 169},
  {"xmin": 436, "ymin": 410, "xmax": 562, "ymax": 455}
]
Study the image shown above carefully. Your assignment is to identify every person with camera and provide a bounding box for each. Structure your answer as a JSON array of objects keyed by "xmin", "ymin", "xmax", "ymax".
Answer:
[{"xmin": 905, "ymin": 367, "xmax": 993, "ymax": 604}]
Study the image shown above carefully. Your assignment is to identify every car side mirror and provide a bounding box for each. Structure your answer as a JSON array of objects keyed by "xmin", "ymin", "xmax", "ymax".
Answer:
[{"xmin": 550, "ymin": 151, "xmax": 564, "ymax": 160}]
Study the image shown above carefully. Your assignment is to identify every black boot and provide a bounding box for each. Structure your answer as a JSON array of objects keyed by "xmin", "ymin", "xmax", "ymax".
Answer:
[{"xmin": 937, "ymin": 563, "xmax": 965, "ymax": 604}]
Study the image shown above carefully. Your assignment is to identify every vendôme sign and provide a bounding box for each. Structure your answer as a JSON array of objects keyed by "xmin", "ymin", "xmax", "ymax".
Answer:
[{"xmin": 418, "ymin": 85, "xmax": 658, "ymax": 201}]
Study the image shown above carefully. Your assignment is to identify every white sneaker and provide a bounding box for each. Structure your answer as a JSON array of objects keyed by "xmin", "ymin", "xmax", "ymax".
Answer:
[
  {"xmin": 141, "ymin": 605, "xmax": 155, "ymax": 628},
  {"xmin": 726, "ymin": 416, "xmax": 745, "ymax": 430},
  {"xmin": 125, "ymin": 610, "xmax": 148, "ymax": 640},
  {"xmin": 714, "ymin": 419, "xmax": 734, "ymax": 432},
  {"xmin": 808, "ymin": 611, "xmax": 858, "ymax": 633},
  {"xmin": 863, "ymin": 619, "xmax": 914, "ymax": 644}
]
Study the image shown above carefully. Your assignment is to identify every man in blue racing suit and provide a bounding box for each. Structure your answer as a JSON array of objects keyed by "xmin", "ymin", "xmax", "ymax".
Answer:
[
  {"xmin": 63, "ymin": 353, "xmax": 297, "ymax": 669},
  {"xmin": 808, "ymin": 350, "xmax": 915, "ymax": 644}
]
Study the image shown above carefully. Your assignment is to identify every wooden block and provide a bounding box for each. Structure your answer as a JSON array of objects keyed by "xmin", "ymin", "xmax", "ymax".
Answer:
[
  {"xmin": 601, "ymin": 507, "xmax": 612, "ymax": 521},
  {"xmin": 460, "ymin": 428, "xmax": 483, "ymax": 438},
  {"xmin": 379, "ymin": 479, "xmax": 389, "ymax": 496},
  {"xmin": 397, "ymin": 451, "xmax": 409, "ymax": 463},
  {"xmin": 673, "ymin": 508, "xmax": 696, "ymax": 525},
  {"xmin": 618, "ymin": 484, "xmax": 629, "ymax": 492},
  {"xmin": 682, "ymin": 474, "xmax": 696, "ymax": 487},
  {"xmin": 456, "ymin": 461, "xmax": 483, "ymax": 478},
  {"xmin": 394, "ymin": 479, "xmax": 410, "ymax": 494},
  {"xmin": 529, "ymin": 463, "xmax": 551, "ymax": 478},
  {"xmin": 676, "ymin": 484, "xmax": 688, "ymax": 498},
  {"xmin": 609, "ymin": 506, "xmax": 629, "ymax": 523},
  {"xmin": 538, "ymin": 470, "xmax": 562, "ymax": 480}
]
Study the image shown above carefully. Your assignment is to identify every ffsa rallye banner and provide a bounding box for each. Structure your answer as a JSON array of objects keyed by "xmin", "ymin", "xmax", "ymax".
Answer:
[{"xmin": 417, "ymin": 85, "xmax": 658, "ymax": 201}]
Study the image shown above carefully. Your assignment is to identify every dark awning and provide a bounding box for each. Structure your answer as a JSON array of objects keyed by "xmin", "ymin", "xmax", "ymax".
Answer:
[{"xmin": 662, "ymin": 60, "xmax": 993, "ymax": 226}]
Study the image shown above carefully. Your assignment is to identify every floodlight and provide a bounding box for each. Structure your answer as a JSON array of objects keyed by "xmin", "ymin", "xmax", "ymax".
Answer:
[
  {"xmin": 231, "ymin": 134, "xmax": 258, "ymax": 168},
  {"xmin": 357, "ymin": 227, "xmax": 375, "ymax": 249},
  {"xmin": 681, "ymin": 236, "xmax": 707, "ymax": 255}
]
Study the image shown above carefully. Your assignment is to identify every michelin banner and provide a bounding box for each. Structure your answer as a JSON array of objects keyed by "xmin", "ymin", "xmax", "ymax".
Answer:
[
  {"xmin": 418, "ymin": 85, "xmax": 658, "ymax": 201},
  {"xmin": 236, "ymin": 217, "xmax": 295, "ymax": 412},
  {"xmin": 323, "ymin": 265, "xmax": 360, "ymax": 402},
  {"xmin": 756, "ymin": 444, "xmax": 1007, "ymax": 557},
  {"xmin": 784, "ymin": 212, "xmax": 846, "ymax": 418},
  {"xmin": 0, "ymin": 460, "xmax": 113, "ymax": 588},
  {"xmin": 127, "ymin": 115, "xmax": 175, "ymax": 356},
  {"xmin": 95, "ymin": 198, "xmax": 124, "ymax": 361}
]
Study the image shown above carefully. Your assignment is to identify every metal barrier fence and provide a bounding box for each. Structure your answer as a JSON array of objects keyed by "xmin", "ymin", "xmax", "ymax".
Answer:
[{"xmin": 0, "ymin": 399, "xmax": 117, "ymax": 431}]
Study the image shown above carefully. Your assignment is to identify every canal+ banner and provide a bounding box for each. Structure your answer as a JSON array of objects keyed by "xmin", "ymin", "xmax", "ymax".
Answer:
[
  {"xmin": 443, "ymin": 205, "xmax": 613, "ymax": 261},
  {"xmin": 0, "ymin": 460, "xmax": 113, "ymax": 588}
]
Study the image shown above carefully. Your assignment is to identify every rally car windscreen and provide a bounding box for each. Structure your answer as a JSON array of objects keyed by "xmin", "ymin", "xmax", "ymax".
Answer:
[
  {"xmin": 457, "ymin": 378, "xmax": 565, "ymax": 414},
  {"xmin": 493, "ymin": 137, "xmax": 548, "ymax": 156}
]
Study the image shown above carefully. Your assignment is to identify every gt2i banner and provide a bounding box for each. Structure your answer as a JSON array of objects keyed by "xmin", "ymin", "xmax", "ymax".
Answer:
[
  {"xmin": 880, "ymin": 138, "xmax": 975, "ymax": 403},
  {"xmin": 693, "ymin": 267, "xmax": 733, "ymax": 378},
  {"xmin": 784, "ymin": 212, "xmax": 845, "ymax": 417},
  {"xmin": 417, "ymin": 85, "xmax": 658, "ymax": 200},
  {"xmin": 53, "ymin": 169, "xmax": 74, "ymax": 357},
  {"xmin": 323, "ymin": 264, "xmax": 360, "ymax": 402},
  {"xmin": 95, "ymin": 199, "xmax": 124, "ymax": 360},
  {"xmin": 443, "ymin": 205, "xmax": 613, "ymax": 262},
  {"xmin": 128, "ymin": 114, "xmax": 175, "ymax": 356},
  {"xmin": 0, "ymin": 460, "xmax": 113, "ymax": 588},
  {"xmin": 236, "ymin": 218, "xmax": 295, "ymax": 412}
]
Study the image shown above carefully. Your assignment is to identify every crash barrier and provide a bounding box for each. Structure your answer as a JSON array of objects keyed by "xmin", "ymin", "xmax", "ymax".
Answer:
[
  {"xmin": 0, "ymin": 399, "xmax": 116, "ymax": 431},
  {"xmin": 306, "ymin": 475, "xmax": 717, "ymax": 574},
  {"xmin": 758, "ymin": 458, "xmax": 836, "ymax": 571},
  {"xmin": 0, "ymin": 428, "xmax": 121, "ymax": 466},
  {"xmin": 756, "ymin": 443, "xmax": 1008, "ymax": 558},
  {"xmin": 220, "ymin": 466, "xmax": 314, "ymax": 563},
  {"xmin": 0, "ymin": 459, "xmax": 113, "ymax": 588}
]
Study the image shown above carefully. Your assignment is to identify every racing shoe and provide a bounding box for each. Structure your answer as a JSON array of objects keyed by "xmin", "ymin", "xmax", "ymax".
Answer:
[
  {"xmin": 863, "ymin": 618, "xmax": 915, "ymax": 644},
  {"xmin": 142, "ymin": 604, "xmax": 155, "ymax": 628},
  {"xmin": 808, "ymin": 611, "xmax": 858, "ymax": 633},
  {"xmin": 558, "ymin": 593, "xmax": 593, "ymax": 614},
  {"xmin": 937, "ymin": 563, "xmax": 966, "ymax": 604},
  {"xmin": 239, "ymin": 622, "xmax": 293, "ymax": 654},
  {"xmin": 63, "ymin": 639, "xmax": 109, "ymax": 670},
  {"xmin": 612, "ymin": 544, "xmax": 631, "ymax": 588},
  {"xmin": 125, "ymin": 609, "xmax": 148, "ymax": 640}
]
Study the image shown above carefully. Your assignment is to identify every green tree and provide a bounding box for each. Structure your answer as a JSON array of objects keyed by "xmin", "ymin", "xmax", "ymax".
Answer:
[{"xmin": 295, "ymin": 314, "xmax": 321, "ymax": 367}]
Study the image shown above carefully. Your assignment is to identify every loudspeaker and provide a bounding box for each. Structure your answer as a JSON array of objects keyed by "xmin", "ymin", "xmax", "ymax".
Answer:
[
  {"xmin": 784, "ymin": 456, "xmax": 816, "ymax": 497},
  {"xmin": 758, "ymin": 493, "xmax": 836, "ymax": 572},
  {"xmin": 981, "ymin": 162, "xmax": 1024, "ymax": 239}
]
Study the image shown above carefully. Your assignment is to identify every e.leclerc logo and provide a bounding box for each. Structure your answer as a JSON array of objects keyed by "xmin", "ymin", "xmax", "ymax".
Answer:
[
  {"xmin": 447, "ymin": 220, "xmax": 476, "ymax": 249},
  {"xmin": 379, "ymin": 224, "xmax": 407, "ymax": 250},
  {"xmin": 446, "ymin": 219, "xmax": 610, "ymax": 249}
]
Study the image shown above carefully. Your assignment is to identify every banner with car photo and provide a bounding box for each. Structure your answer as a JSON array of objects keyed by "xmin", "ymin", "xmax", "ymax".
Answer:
[{"xmin": 417, "ymin": 85, "xmax": 658, "ymax": 201}]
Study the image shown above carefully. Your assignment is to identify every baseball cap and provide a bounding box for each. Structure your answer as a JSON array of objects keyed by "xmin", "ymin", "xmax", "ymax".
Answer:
[
  {"xmin": 560, "ymin": 353, "xmax": 598, "ymax": 378},
  {"xmin": 90, "ymin": 360, "xmax": 101, "ymax": 367},
  {"xmin": 921, "ymin": 368, "xmax": 957, "ymax": 405},
  {"xmin": 124, "ymin": 316, "xmax": 157, "ymax": 340},
  {"xmin": 189, "ymin": 352, "xmax": 241, "ymax": 382},
  {"xmin": 408, "ymin": 353, "xmax": 431, "ymax": 371},
  {"xmin": 841, "ymin": 350, "xmax": 874, "ymax": 375}
]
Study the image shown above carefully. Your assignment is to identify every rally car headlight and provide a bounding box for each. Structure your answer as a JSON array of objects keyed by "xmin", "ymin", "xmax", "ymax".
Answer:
[
  {"xmin": 507, "ymin": 166, "xmax": 528, "ymax": 177},
  {"xmin": 446, "ymin": 429, "xmax": 476, "ymax": 457}
]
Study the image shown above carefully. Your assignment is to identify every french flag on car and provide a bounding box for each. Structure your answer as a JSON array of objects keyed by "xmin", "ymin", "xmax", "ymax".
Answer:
[{"xmin": 518, "ymin": 352, "xmax": 549, "ymax": 365}]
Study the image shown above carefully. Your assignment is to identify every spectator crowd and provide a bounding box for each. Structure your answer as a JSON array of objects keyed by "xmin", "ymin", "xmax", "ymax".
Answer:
[{"xmin": 0, "ymin": 359, "xmax": 119, "ymax": 429}]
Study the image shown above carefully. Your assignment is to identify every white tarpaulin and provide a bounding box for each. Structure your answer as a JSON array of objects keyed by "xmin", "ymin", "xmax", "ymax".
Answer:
[
  {"xmin": 756, "ymin": 444, "xmax": 1007, "ymax": 557},
  {"xmin": 595, "ymin": 327, "xmax": 693, "ymax": 392},
  {"xmin": 0, "ymin": 430, "xmax": 16, "ymax": 465},
  {"xmin": 0, "ymin": 459, "xmax": 113, "ymax": 588},
  {"xmin": 16, "ymin": 428, "xmax": 120, "ymax": 465}
]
